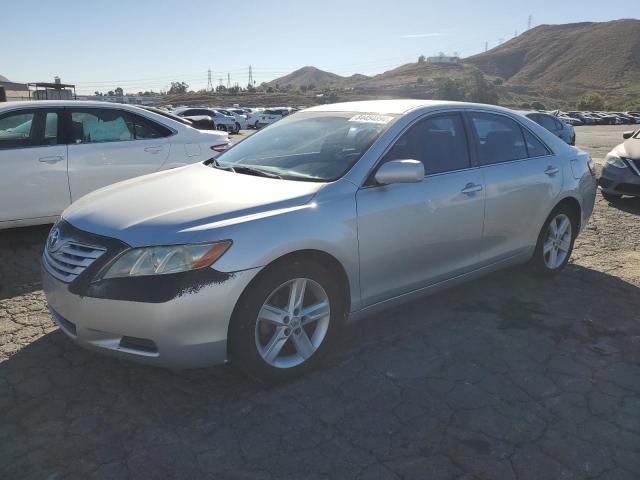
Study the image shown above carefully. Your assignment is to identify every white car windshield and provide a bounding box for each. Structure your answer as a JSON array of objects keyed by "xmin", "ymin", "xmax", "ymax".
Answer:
[{"xmin": 215, "ymin": 111, "xmax": 397, "ymax": 181}]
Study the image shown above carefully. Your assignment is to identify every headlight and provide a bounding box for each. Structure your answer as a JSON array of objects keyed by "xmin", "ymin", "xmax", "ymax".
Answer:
[
  {"xmin": 100, "ymin": 241, "xmax": 231, "ymax": 279},
  {"xmin": 605, "ymin": 153, "xmax": 627, "ymax": 169}
]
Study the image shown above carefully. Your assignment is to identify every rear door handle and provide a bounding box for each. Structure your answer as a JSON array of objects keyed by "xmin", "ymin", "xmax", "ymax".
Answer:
[
  {"xmin": 38, "ymin": 155, "xmax": 64, "ymax": 164},
  {"xmin": 144, "ymin": 146, "xmax": 164, "ymax": 153},
  {"xmin": 461, "ymin": 183, "xmax": 483, "ymax": 195},
  {"xmin": 544, "ymin": 166, "xmax": 560, "ymax": 176}
]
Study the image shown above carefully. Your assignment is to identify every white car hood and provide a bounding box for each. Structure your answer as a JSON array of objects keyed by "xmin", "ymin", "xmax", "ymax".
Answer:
[{"xmin": 63, "ymin": 163, "xmax": 324, "ymax": 247}]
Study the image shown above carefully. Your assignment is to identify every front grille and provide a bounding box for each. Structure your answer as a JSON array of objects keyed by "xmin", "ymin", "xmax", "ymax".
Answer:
[{"xmin": 43, "ymin": 240, "xmax": 106, "ymax": 283}]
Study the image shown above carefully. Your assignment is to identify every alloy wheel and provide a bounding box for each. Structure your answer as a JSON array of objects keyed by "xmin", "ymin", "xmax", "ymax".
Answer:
[
  {"xmin": 543, "ymin": 213, "xmax": 572, "ymax": 269},
  {"xmin": 255, "ymin": 278, "xmax": 330, "ymax": 368}
]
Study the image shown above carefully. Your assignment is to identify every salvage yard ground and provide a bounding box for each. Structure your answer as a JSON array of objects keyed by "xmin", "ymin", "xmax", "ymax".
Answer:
[{"xmin": 1, "ymin": 125, "xmax": 639, "ymax": 479}]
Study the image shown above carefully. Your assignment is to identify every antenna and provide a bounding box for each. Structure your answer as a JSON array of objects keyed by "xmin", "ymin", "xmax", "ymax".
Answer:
[
  {"xmin": 207, "ymin": 69, "xmax": 213, "ymax": 91},
  {"xmin": 528, "ymin": 14, "xmax": 532, "ymax": 29}
]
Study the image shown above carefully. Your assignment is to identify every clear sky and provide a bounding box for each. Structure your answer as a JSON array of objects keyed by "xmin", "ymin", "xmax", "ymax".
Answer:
[{"xmin": 3, "ymin": 0, "xmax": 638, "ymax": 94}]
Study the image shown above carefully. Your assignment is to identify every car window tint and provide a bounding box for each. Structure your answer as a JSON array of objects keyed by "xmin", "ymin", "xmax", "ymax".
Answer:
[
  {"xmin": 0, "ymin": 112, "xmax": 36, "ymax": 149},
  {"xmin": 538, "ymin": 114, "xmax": 558, "ymax": 131},
  {"xmin": 131, "ymin": 114, "xmax": 170, "ymax": 139},
  {"xmin": 43, "ymin": 112, "xmax": 59, "ymax": 145},
  {"xmin": 384, "ymin": 114, "xmax": 470, "ymax": 175},
  {"xmin": 522, "ymin": 128, "xmax": 551, "ymax": 157},
  {"xmin": 70, "ymin": 109, "xmax": 134, "ymax": 144},
  {"xmin": 469, "ymin": 112, "xmax": 527, "ymax": 165}
]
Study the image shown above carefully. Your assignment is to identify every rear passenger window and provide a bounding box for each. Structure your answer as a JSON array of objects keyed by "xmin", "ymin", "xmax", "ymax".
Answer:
[
  {"xmin": 469, "ymin": 112, "xmax": 527, "ymax": 165},
  {"xmin": 43, "ymin": 112, "xmax": 59, "ymax": 145},
  {"xmin": 523, "ymin": 128, "xmax": 551, "ymax": 157},
  {"xmin": 383, "ymin": 114, "xmax": 470, "ymax": 174}
]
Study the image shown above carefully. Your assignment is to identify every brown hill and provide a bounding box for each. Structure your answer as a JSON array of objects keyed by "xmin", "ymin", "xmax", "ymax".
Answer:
[
  {"xmin": 466, "ymin": 19, "xmax": 640, "ymax": 91},
  {"xmin": 265, "ymin": 66, "xmax": 344, "ymax": 89},
  {"xmin": 351, "ymin": 61, "xmax": 478, "ymax": 89}
]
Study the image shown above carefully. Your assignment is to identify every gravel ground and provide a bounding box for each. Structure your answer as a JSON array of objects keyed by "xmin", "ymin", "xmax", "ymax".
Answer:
[{"xmin": 1, "ymin": 126, "xmax": 639, "ymax": 480}]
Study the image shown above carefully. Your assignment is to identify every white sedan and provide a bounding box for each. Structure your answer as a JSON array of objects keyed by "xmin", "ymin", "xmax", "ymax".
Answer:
[{"xmin": 0, "ymin": 100, "xmax": 230, "ymax": 229}]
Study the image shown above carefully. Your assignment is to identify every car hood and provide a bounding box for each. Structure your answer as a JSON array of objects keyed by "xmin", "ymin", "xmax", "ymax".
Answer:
[
  {"xmin": 63, "ymin": 163, "xmax": 324, "ymax": 247},
  {"xmin": 612, "ymin": 138, "xmax": 640, "ymax": 160}
]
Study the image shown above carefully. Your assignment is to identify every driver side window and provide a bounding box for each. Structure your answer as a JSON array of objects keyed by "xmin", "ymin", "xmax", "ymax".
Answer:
[{"xmin": 383, "ymin": 113, "xmax": 470, "ymax": 175}]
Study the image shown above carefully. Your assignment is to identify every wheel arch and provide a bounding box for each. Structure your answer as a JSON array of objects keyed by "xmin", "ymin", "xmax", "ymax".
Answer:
[
  {"xmin": 554, "ymin": 195, "xmax": 582, "ymax": 230},
  {"xmin": 226, "ymin": 249, "xmax": 351, "ymax": 356}
]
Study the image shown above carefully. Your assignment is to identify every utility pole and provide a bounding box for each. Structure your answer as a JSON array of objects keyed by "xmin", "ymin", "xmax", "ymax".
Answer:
[
  {"xmin": 207, "ymin": 69, "xmax": 213, "ymax": 91},
  {"xmin": 514, "ymin": 30, "xmax": 518, "ymax": 38},
  {"xmin": 485, "ymin": 41, "xmax": 488, "ymax": 52}
]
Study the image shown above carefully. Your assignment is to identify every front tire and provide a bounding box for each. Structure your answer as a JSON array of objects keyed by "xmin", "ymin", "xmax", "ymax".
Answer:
[
  {"xmin": 235, "ymin": 122, "xmax": 241, "ymax": 133},
  {"xmin": 529, "ymin": 205, "xmax": 577, "ymax": 277},
  {"xmin": 229, "ymin": 259, "xmax": 344, "ymax": 383},
  {"xmin": 217, "ymin": 124, "xmax": 227, "ymax": 132}
]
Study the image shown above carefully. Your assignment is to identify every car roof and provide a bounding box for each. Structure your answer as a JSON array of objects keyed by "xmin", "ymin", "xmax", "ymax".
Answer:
[
  {"xmin": 305, "ymin": 99, "xmax": 513, "ymax": 115},
  {"xmin": 0, "ymin": 100, "xmax": 146, "ymax": 109}
]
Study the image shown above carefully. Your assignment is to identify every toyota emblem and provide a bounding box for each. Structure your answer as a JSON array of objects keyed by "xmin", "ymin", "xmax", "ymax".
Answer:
[{"xmin": 48, "ymin": 227, "xmax": 60, "ymax": 251}]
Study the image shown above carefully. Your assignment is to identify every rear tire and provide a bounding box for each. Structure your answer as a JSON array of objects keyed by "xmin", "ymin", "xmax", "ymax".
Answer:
[
  {"xmin": 229, "ymin": 259, "xmax": 344, "ymax": 384},
  {"xmin": 529, "ymin": 205, "xmax": 577, "ymax": 277},
  {"xmin": 217, "ymin": 124, "xmax": 227, "ymax": 132},
  {"xmin": 235, "ymin": 122, "xmax": 241, "ymax": 133}
]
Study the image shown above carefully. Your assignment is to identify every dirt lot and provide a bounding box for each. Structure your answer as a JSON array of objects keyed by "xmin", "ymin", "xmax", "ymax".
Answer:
[{"xmin": 1, "ymin": 126, "xmax": 639, "ymax": 480}]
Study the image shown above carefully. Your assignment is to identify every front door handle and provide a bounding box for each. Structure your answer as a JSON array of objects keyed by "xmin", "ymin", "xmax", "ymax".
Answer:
[
  {"xmin": 144, "ymin": 146, "xmax": 164, "ymax": 154},
  {"xmin": 461, "ymin": 183, "xmax": 483, "ymax": 195},
  {"xmin": 544, "ymin": 166, "xmax": 560, "ymax": 176},
  {"xmin": 38, "ymin": 155, "xmax": 64, "ymax": 164}
]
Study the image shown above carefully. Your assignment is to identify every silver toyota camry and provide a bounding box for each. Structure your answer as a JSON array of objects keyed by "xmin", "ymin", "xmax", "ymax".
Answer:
[{"xmin": 42, "ymin": 100, "xmax": 597, "ymax": 382}]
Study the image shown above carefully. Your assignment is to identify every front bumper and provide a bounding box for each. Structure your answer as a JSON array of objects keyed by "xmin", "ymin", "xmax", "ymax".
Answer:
[
  {"xmin": 598, "ymin": 162, "xmax": 640, "ymax": 197},
  {"xmin": 42, "ymin": 263, "xmax": 261, "ymax": 368}
]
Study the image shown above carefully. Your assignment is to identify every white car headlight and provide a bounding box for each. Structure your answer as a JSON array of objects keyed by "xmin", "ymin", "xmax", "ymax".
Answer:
[
  {"xmin": 605, "ymin": 153, "xmax": 627, "ymax": 169},
  {"xmin": 101, "ymin": 241, "xmax": 231, "ymax": 279}
]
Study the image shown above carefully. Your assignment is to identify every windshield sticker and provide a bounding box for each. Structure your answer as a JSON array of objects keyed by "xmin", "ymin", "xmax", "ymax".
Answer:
[{"xmin": 348, "ymin": 114, "xmax": 394, "ymax": 124}]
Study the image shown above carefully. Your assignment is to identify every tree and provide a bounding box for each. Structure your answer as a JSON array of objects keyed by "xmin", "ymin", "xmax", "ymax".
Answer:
[
  {"xmin": 107, "ymin": 90, "xmax": 115, "ymax": 96},
  {"xmin": 418, "ymin": 55, "xmax": 426, "ymax": 63},
  {"xmin": 577, "ymin": 92, "xmax": 605, "ymax": 111},
  {"xmin": 300, "ymin": 85, "xmax": 308, "ymax": 92},
  {"xmin": 518, "ymin": 102, "xmax": 531, "ymax": 109},
  {"xmin": 436, "ymin": 78, "xmax": 465, "ymax": 101},
  {"xmin": 307, "ymin": 83, "xmax": 315, "ymax": 91},
  {"xmin": 492, "ymin": 77, "xmax": 504, "ymax": 85},
  {"xmin": 266, "ymin": 86, "xmax": 274, "ymax": 93},
  {"xmin": 531, "ymin": 101, "xmax": 546, "ymax": 110},
  {"xmin": 94, "ymin": 91, "xmax": 102, "ymax": 96},
  {"xmin": 465, "ymin": 71, "xmax": 499, "ymax": 105},
  {"xmin": 168, "ymin": 81, "xmax": 189, "ymax": 95},
  {"xmin": 216, "ymin": 85, "xmax": 226, "ymax": 93},
  {"xmin": 417, "ymin": 77, "xmax": 424, "ymax": 85},
  {"xmin": 114, "ymin": 87, "xmax": 124, "ymax": 96}
]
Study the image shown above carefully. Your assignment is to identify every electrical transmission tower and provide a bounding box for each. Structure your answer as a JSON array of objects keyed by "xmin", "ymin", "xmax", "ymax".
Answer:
[
  {"xmin": 227, "ymin": 73, "xmax": 231, "ymax": 89},
  {"xmin": 485, "ymin": 41, "xmax": 488, "ymax": 52},
  {"xmin": 248, "ymin": 65, "xmax": 254, "ymax": 87},
  {"xmin": 207, "ymin": 69, "xmax": 213, "ymax": 91},
  {"xmin": 528, "ymin": 14, "xmax": 532, "ymax": 30}
]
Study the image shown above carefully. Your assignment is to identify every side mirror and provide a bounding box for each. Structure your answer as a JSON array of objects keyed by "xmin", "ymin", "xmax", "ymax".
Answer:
[
  {"xmin": 623, "ymin": 130, "xmax": 636, "ymax": 139},
  {"xmin": 374, "ymin": 159, "xmax": 424, "ymax": 185}
]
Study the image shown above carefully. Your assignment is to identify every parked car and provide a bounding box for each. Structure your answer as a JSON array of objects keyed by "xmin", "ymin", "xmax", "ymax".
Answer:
[
  {"xmin": 243, "ymin": 108, "xmax": 263, "ymax": 128},
  {"xmin": 0, "ymin": 101, "xmax": 229, "ymax": 229},
  {"xmin": 255, "ymin": 107, "xmax": 295, "ymax": 128},
  {"xmin": 140, "ymin": 106, "xmax": 216, "ymax": 130},
  {"xmin": 41, "ymin": 100, "xmax": 597, "ymax": 382},
  {"xmin": 173, "ymin": 107, "xmax": 238, "ymax": 133},
  {"xmin": 216, "ymin": 108, "xmax": 248, "ymax": 131},
  {"xmin": 523, "ymin": 111, "xmax": 576, "ymax": 145},
  {"xmin": 567, "ymin": 112, "xmax": 598, "ymax": 125},
  {"xmin": 598, "ymin": 129, "xmax": 640, "ymax": 200}
]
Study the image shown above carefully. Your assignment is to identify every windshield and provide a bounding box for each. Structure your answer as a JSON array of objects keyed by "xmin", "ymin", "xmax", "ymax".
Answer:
[{"xmin": 216, "ymin": 111, "xmax": 397, "ymax": 182}]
